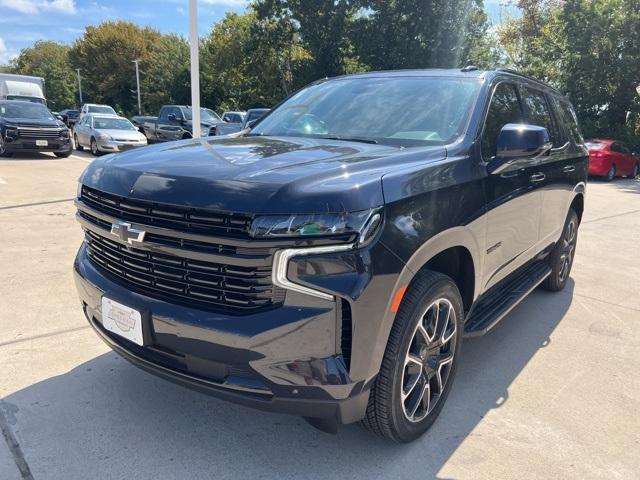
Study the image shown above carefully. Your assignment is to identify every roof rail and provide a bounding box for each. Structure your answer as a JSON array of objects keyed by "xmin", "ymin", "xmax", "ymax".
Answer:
[{"xmin": 495, "ymin": 68, "xmax": 562, "ymax": 94}]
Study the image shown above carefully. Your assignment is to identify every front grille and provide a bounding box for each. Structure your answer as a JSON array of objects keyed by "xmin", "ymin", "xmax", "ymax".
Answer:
[
  {"xmin": 18, "ymin": 127, "xmax": 63, "ymax": 138},
  {"xmin": 84, "ymin": 229, "xmax": 285, "ymax": 314},
  {"xmin": 81, "ymin": 186, "xmax": 252, "ymax": 238}
]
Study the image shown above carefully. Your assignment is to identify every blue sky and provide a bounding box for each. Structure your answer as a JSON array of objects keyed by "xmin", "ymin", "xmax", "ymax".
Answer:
[{"xmin": 0, "ymin": 0, "xmax": 510, "ymax": 65}]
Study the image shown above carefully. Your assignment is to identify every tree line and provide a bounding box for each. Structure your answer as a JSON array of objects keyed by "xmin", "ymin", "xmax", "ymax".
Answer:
[{"xmin": 3, "ymin": 0, "xmax": 639, "ymax": 147}]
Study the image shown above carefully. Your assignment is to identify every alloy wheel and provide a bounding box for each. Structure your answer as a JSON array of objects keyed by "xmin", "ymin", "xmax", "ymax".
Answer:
[
  {"xmin": 401, "ymin": 298, "xmax": 457, "ymax": 423},
  {"xmin": 558, "ymin": 217, "xmax": 577, "ymax": 283},
  {"xmin": 91, "ymin": 139, "xmax": 98, "ymax": 155}
]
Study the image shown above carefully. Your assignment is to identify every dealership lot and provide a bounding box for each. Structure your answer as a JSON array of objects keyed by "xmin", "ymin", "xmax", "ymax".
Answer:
[{"xmin": 1, "ymin": 152, "xmax": 639, "ymax": 479}]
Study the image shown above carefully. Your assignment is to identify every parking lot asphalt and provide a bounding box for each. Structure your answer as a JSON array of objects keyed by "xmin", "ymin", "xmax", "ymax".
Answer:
[{"xmin": 1, "ymin": 151, "xmax": 639, "ymax": 480}]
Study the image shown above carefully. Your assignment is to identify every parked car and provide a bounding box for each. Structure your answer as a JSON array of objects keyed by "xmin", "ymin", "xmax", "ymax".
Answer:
[
  {"xmin": 0, "ymin": 73, "xmax": 46, "ymax": 104},
  {"xmin": 60, "ymin": 109, "xmax": 80, "ymax": 128},
  {"xmin": 585, "ymin": 139, "xmax": 639, "ymax": 180},
  {"xmin": 0, "ymin": 100, "xmax": 71, "ymax": 157},
  {"xmin": 221, "ymin": 111, "xmax": 246, "ymax": 124},
  {"xmin": 215, "ymin": 108, "xmax": 270, "ymax": 136},
  {"xmin": 74, "ymin": 114, "xmax": 147, "ymax": 156},
  {"xmin": 74, "ymin": 68, "xmax": 587, "ymax": 442},
  {"xmin": 130, "ymin": 115, "xmax": 155, "ymax": 135},
  {"xmin": 79, "ymin": 103, "xmax": 117, "ymax": 119},
  {"xmin": 140, "ymin": 105, "xmax": 223, "ymax": 143}
]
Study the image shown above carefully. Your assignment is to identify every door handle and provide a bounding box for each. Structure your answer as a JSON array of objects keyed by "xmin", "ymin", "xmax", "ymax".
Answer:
[
  {"xmin": 562, "ymin": 165, "xmax": 576, "ymax": 173},
  {"xmin": 530, "ymin": 172, "xmax": 546, "ymax": 183}
]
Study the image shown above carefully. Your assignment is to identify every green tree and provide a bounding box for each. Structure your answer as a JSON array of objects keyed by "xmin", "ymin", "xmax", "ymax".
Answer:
[
  {"xmin": 254, "ymin": 0, "xmax": 359, "ymax": 82},
  {"xmin": 353, "ymin": 0, "xmax": 497, "ymax": 70},
  {"xmin": 10, "ymin": 40, "xmax": 77, "ymax": 109},
  {"xmin": 498, "ymin": 0, "xmax": 640, "ymax": 147},
  {"xmin": 69, "ymin": 21, "xmax": 161, "ymax": 116}
]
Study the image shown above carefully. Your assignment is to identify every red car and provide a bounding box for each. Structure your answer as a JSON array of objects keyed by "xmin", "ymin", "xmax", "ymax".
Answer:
[{"xmin": 586, "ymin": 139, "xmax": 639, "ymax": 181}]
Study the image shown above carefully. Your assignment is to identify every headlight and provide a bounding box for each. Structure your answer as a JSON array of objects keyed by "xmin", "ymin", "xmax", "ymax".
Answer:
[
  {"xmin": 77, "ymin": 182, "xmax": 83, "ymax": 198},
  {"xmin": 5, "ymin": 126, "xmax": 18, "ymax": 138},
  {"xmin": 250, "ymin": 208, "xmax": 382, "ymax": 243},
  {"xmin": 97, "ymin": 133, "xmax": 112, "ymax": 141},
  {"xmin": 200, "ymin": 127, "xmax": 209, "ymax": 137},
  {"xmin": 60, "ymin": 129, "xmax": 70, "ymax": 138}
]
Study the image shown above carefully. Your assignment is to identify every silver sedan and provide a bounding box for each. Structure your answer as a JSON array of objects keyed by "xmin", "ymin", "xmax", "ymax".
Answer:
[{"xmin": 73, "ymin": 114, "xmax": 147, "ymax": 156}]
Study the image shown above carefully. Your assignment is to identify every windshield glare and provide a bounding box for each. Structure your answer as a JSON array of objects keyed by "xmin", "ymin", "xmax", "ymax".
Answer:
[
  {"xmin": 184, "ymin": 108, "xmax": 221, "ymax": 123},
  {"xmin": 93, "ymin": 117, "xmax": 136, "ymax": 130},
  {"xmin": 0, "ymin": 102, "xmax": 54, "ymax": 120},
  {"xmin": 251, "ymin": 77, "xmax": 480, "ymax": 146},
  {"xmin": 89, "ymin": 106, "xmax": 116, "ymax": 114},
  {"xmin": 7, "ymin": 95, "xmax": 46, "ymax": 105}
]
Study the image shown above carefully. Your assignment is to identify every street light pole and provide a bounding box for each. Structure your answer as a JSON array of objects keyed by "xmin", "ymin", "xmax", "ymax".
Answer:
[
  {"xmin": 132, "ymin": 59, "xmax": 142, "ymax": 115},
  {"xmin": 76, "ymin": 68, "xmax": 83, "ymax": 106},
  {"xmin": 189, "ymin": 0, "xmax": 201, "ymax": 139}
]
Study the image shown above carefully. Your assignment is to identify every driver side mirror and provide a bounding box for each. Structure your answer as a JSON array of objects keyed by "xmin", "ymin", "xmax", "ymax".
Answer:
[
  {"xmin": 487, "ymin": 123, "xmax": 552, "ymax": 174},
  {"xmin": 245, "ymin": 119, "xmax": 258, "ymax": 129}
]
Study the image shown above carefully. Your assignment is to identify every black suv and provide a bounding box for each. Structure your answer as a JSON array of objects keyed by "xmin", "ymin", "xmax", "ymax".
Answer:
[
  {"xmin": 0, "ymin": 100, "xmax": 72, "ymax": 157},
  {"xmin": 73, "ymin": 69, "xmax": 587, "ymax": 442}
]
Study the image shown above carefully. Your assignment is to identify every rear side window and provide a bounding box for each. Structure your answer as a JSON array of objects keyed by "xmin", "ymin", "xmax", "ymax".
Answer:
[
  {"xmin": 556, "ymin": 100, "xmax": 583, "ymax": 145},
  {"xmin": 522, "ymin": 87, "xmax": 561, "ymax": 147},
  {"xmin": 481, "ymin": 82, "xmax": 523, "ymax": 160},
  {"xmin": 611, "ymin": 143, "xmax": 622, "ymax": 153}
]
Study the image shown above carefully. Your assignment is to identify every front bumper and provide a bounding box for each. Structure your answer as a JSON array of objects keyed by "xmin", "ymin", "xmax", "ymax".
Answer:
[
  {"xmin": 74, "ymin": 239, "xmax": 402, "ymax": 423},
  {"xmin": 96, "ymin": 139, "xmax": 147, "ymax": 152},
  {"xmin": 3, "ymin": 136, "xmax": 72, "ymax": 153}
]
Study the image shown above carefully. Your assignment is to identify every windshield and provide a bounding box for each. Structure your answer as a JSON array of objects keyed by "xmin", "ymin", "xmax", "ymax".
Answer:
[
  {"xmin": 88, "ymin": 105, "xmax": 116, "ymax": 115},
  {"xmin": 93, "ymin": 117, "xmax": 136, "ymax": 130},
  {"xmin": 0, "ymin": 102, "xmax": 54, "ymax": 120},
  {"xmin": 251, "ymin": 76, "xmax": 480, "ymax": 146},
  {"xmin": 6, "ymin": 95, "xmax": 46, "ymax": 105},
  {"xmin": 183, "ymin": 108, "xmax": 221, "ymax": 123},
  {"xmin": 585, "ymin": 141, "xmax": 605, "ymax": 150}
]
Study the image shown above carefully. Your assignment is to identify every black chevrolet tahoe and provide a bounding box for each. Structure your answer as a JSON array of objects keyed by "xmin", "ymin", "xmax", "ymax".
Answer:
[
  {"xmin": 74, "ymin": 69, "xmax": 587, "ymax": 442},
  {"xmin": 0, "ymin": 100, "xmax": 72, "ymax": 157}
]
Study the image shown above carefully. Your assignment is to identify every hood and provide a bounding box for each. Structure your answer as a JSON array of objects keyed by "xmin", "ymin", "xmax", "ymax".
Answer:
[
  {"xmin": 80, "ymin": 135, "xmax": 447, "ymax": 214},
  {"xmin": 98, "ymin": 129, "xmax": 145, "ymax": 140},
  {"xmin": 4, "ymin": 118, "xmax": 63, "ymax": 128}
]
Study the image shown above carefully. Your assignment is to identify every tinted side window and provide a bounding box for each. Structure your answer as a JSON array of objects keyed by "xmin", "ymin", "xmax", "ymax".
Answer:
[
  {"xmin": 159, "ymin": 108, "xmax": 169, "ymax": 122},
  {"xmin": 557, "ymin": 100, "xmax": 583, "ymax": 144},
  {"xmin": 522, "ymin": 87, "xmax": 560, "ymax": 147},
  {"xmin": 611, "ymin": 143, "xmax": 622, "ymax": 153},
  {"xmin": 482, "ymin": 83, "xmax": 523, "ymax": 160}
]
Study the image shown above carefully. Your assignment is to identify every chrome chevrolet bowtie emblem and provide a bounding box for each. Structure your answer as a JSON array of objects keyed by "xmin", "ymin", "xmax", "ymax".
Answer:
[{"xmin": 110, "ymin": 221, "xmax": 146, "ymax": 245}]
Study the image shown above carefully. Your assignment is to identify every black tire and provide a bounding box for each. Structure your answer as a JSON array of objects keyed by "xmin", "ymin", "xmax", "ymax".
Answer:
[
  {"xmin": 541, "ymin": 209, "xmax": 579, "ymax": 292},
  {"xmin": 0, "ymin": 136, "xmax": 13, "ymax": 157},
  {"xmin": 630, "ymin": 163, "xmax": 639, "ymax": 179},
  {"xmin": 90, "ymin": 138, "xmax": 101, "ymax": 156},
  {"xmin": 605, "ymin": 165, "xmax": 616, "ymax": 181},
  {"xmin": 361, "ymin": 271, "xmax": 463, "ymax": 442},
  {"xmin": 54, "ymin": 151, "xmax": 72, "ymax": 158},
  {"xmin": 74, "ymin": 134, "xmax": 83, "ymax": 151}
]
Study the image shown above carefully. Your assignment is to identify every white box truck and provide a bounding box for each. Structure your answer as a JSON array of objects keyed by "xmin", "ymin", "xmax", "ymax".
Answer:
[{"xmin": 0, "ymin": 73, "xmax": 46, "ymax": 104}]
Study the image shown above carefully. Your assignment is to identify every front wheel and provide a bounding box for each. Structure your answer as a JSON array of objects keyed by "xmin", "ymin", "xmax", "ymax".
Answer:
[
  {"xmin": 0, "ymin": 136, "xmax": 13, "ymax": 157},
  {"xmin": 361, "ymin": 271, "xmax": 463, "ymax": 442},
  {"xmin": 54, "ymin": 150, "xmax": 72, "ymax": 158},
  {"xmin": 630, "ymin": 163, "xmax": 639, "ymax": 179},
  {"xmin": 74, "ymin": 134, "xmax": 83, "ymax": 151},
  {"xmin": 541, "ymin": 209, "xmax": 579, "ymax": 292},
  {"xmin": 90, "ymin": 138, "xmax": 100, "ymax": 156}
]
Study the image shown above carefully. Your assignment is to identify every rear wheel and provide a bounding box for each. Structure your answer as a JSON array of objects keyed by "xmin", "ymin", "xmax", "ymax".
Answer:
[
  {"xmin": 361, "ymin": 271, "xmax": 463, "ymax": 442},
  {"xmin": 541, "ymin": 209, "xmax": 579, "ymax": 292},
  {"xmin": 74, "ymin": 134, "xmax": 83, "ymax": 151},
  {"xmin": 630, "ymin": 163, "xmax": 639, "ymax": 179},
  {"xmin": 605, "ymin": 165, "xmax": 616, "ymax": 181}
]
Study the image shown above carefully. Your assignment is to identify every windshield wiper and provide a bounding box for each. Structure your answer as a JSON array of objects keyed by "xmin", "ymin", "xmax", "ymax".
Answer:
[{"xmin": 320, "ymin": 136, "xmax": 379, "ymax": 144}]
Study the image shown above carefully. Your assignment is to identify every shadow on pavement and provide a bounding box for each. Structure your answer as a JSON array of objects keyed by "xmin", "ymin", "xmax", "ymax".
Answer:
[{"xmin": 2, "ymin": 283, "xmax": 574, "ymax": 479}]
